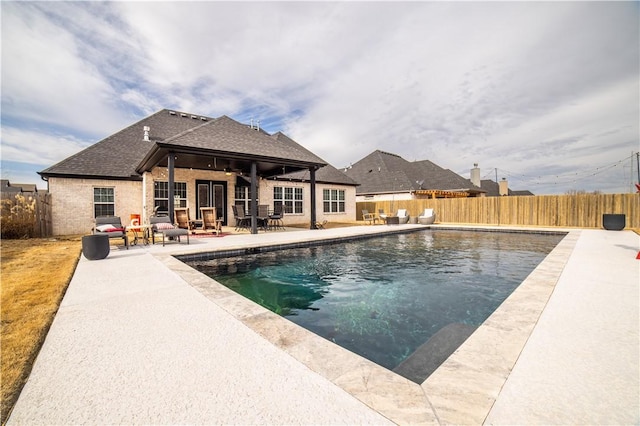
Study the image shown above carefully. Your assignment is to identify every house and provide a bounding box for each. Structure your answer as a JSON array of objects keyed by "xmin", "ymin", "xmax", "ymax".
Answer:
[
  {"xmin": 343, "ymin": 150, "xmax": 484, "ymax": 202},
  {"xmin": 39, "ymin": 109, "xmax": 358, "ymax": 236}
]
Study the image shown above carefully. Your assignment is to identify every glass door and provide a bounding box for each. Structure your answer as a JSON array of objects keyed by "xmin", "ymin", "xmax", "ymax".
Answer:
[{"xmin": 196, "ymin": 180, "xmax": 227, "ymax": 224}]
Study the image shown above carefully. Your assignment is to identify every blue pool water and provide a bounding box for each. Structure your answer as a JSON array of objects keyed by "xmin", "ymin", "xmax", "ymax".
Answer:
[{"xmin": 188, "ymin": 230, "xmax": 563, "ymax": 370}]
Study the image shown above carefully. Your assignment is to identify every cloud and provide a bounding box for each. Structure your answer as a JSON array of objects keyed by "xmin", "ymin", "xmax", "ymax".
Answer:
[
  {"xmin": 1, "ymin": 126, "xmax": 90, "ymax": 166},
  {"xmin": 1, "ymin": 1, "xmax": 637, "ymax": 194}
]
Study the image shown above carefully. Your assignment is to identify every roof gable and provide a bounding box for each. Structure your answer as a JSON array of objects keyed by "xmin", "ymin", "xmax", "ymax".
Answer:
[
  {"xmin": 345, "ymin": 150, "xmax": 482, "ymax": 194},
  {"xmin": 40, "ymin": 109, "xmax": 211, "ymax": 179},
  {"xmin": 40, "ymin": 110, "xmax": 326, "ymax": 179},
  {"xmin": 162, "ymin": 116, "xmax": 326, "ymax": 166}
]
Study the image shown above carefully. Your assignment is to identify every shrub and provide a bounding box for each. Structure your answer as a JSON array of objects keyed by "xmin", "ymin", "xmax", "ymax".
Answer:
[{"xmin": 1, "ymin": 194, "xmax": 37, "ymax": 239}]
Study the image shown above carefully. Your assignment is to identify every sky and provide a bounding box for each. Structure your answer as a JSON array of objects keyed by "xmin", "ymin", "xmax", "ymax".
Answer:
[{"xmin": 1, "ymin": 1, "xmax": 638, "ymax": 195}]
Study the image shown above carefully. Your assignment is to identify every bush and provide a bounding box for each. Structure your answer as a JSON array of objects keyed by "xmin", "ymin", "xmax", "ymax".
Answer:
[{"xmin": 1, "ymin": 194, "xmax": 37, "ymax": 239}]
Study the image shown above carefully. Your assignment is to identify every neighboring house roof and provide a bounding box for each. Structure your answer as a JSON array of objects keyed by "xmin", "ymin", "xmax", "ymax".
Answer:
[
  {"xmin": 344, "ymin": 150, "xmax": 483, "ymax": 195},
  {"xmin": 39, "ymin": 109, "xmax": 330, "ymax": 181},
  {"xmin": 0, "ymin": 180, "xmax": 40, "ymax": 194},
  {"xmin": 478, "ymin": 179, "xmax": 534, "ymax": 196},
  {"xmin": 12, "ymin": 183, "xmax": 39, "ymax": 193}
]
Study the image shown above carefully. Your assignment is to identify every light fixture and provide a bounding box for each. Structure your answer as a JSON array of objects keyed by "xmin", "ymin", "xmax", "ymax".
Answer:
[{"xmin": 224, "ymin": 168, "xmax": 232, "ymax": 176}]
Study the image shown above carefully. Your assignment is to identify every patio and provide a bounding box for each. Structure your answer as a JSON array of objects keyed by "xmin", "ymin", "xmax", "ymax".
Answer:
[{"xmin": 7, "ymin": 225, "xmax": 639, "ymax": 425}]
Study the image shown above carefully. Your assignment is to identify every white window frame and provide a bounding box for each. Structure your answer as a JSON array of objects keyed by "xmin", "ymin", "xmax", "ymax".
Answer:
[
  {"xmin": 323, "ymin": 188, "xmax": 345, "ymax": 213},
  {"xmin": 93, "ymin": 187, "xmax": 115, "ymax": 217},
  {"xmin": 274, "ymin": 186, "xmax": 303, "ymax": 214},
  {"xmin": 154, "ymin": 181, "xmax": 187, "ymax": 215}
]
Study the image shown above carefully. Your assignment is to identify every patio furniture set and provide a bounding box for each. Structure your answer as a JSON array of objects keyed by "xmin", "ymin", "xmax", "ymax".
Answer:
[
  {"xmin": 232, "ymin": 204, "xmax": 285, "ymax": 232},
  {"xmin": 362, "ymin": 208, "xmax": 436, "ymax": 226}
]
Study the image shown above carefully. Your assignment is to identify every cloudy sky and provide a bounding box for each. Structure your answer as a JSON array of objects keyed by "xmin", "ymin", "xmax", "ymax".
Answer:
[{"xmin": 2, "ymin": 1, "xmax": 638, "ymax": 194}]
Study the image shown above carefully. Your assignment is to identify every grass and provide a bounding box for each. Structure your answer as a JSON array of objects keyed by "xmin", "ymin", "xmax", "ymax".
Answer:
[{"xmin": 0, "ymin": 235, "xmax": 82, "ymax": 424}]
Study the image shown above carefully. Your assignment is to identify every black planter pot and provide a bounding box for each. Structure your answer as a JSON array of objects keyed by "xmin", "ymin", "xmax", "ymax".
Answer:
[
  {"xmin": 82, "ymin": 234, "xmax": 110, "ymax": 260},
  {"xmin": 602, "ymin": 214, "xmax": 625, "ymax": 231}
]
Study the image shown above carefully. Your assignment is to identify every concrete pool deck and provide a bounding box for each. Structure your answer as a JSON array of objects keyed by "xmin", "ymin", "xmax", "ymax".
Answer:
[{"xmin": 7, "ymin": 225, "xmax": 639, "ymax": 425}]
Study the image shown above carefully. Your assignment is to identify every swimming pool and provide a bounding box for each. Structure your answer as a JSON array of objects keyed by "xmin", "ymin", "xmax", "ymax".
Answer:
[{"xmin": 187, "ymin": 229, "xmax": 563, "ymax": 374}]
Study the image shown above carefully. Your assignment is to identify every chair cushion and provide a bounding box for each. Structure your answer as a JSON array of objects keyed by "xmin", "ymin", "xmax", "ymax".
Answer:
[
  {"xmin": 155, "ymin": 222, "xmax": 175, "ymax": 230},
  {"xmin": 96, "ymin": 224, "xmax": 117, "ymax": 232}
]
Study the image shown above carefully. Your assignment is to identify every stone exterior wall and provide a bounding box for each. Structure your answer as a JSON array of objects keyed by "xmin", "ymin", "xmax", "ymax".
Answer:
[{"xmin": 49, "ymin": 169, "xmax": 357, "ymax": 235}]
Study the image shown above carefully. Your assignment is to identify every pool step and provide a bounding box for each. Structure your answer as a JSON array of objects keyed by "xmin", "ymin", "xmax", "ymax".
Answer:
[{"xmin": 393, "ymin": 322, "xmax": 478, "ymax": 384}]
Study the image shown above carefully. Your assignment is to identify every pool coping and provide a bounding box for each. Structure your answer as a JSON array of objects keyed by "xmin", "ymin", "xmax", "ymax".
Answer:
[{"xmin": 161, "ymin": 225, "xmax": 579, "ymax": 424}]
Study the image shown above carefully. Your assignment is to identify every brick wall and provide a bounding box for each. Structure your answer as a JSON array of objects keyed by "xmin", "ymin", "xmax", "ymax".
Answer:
[
  {"xmin": 49, "ymin": 169, "xmax": 357, "ymax": 235},
  {"xmin": 48, "ymin": 177, "xmax": 142, "ymax": 235}
]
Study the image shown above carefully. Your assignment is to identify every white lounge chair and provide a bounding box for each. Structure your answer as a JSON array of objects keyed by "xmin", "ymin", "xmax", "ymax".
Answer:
[
  {"xmin": 418, "ymin": 208, "xmax": 436, "ymax": 225},
  {"xmin": 396, "ymin": 209, "xmax": 410, "ymax": 224}
]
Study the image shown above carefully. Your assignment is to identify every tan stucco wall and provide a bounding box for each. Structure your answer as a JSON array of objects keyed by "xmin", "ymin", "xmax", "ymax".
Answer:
[{"xmin": 49, "ymin": 169, "xmax": 356, "ymax": 235}]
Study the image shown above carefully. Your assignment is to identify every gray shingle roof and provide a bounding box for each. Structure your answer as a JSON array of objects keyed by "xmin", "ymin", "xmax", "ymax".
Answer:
[
  {"xmin": 40, "ymin": 109, "xmax": 328, "ymax": 180},
  {"xmin": 344, "ymin": 150, "xmax": 482, "ymax": 195},
  {"xmin": 162, "ymin": 116, "xmax": 326, "ymax": 166},
  {"xmin": 274, "ymin": 164, "xmax": 359, "ymax": 186}
]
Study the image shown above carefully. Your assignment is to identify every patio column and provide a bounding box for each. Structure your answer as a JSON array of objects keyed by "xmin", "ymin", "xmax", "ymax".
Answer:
[
  {"xmin": 250, "ymin": 161, "xmax": 258, "ymax": 234},
  {"xmin": 168, "ymin": 152, "xmax": 175, "ymax": 223},
  {"xmin": 310, "ymin": 166, "xmax": 317, "ymax": 229}
]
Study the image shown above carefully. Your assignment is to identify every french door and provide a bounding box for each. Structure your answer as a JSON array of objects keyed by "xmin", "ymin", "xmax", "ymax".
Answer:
[{"xmin": 196, "ymin": 180, "xmax": 227, "ymax": 224}]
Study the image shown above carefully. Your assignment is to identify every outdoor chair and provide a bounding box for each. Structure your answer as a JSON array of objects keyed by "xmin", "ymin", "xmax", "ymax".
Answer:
[
  {"xmin": 257, "ymin": 204, "xmax": 270, "ymax": 231},
  {"xmin": 149, "ymin": 216, "xmax": 189, "ymax": 246},
  {"xmin": 232, "ymin": 205, "xmax": 250, "ymax": 232},
  {"xmin": 362, "ymin": 209, "xmax": 377, "ymax": 225},
  {"xmin": 396, "ymin": 209, "xmax": 410, "ymax": 224},
  {"xmin": 377, "ymin": 209, "xmax": 387, "ymax": 223},
  {"xmin": 174, "ymin": 207, "xmax": 194, "ymax": 230},
  {"xmin": 94, "ymin": 216, "xmax": 128, "ymax": 249},
  {"xmin": 418, "ymin": 208, "xmax": 436, "ymax": 225},
  {"xmin": 269, "ymin": 204, "xmax": 284, "ymax": 230},
  {"xmin": 200, "ymin": 207, "xmax": 222, "ymax": 235}
]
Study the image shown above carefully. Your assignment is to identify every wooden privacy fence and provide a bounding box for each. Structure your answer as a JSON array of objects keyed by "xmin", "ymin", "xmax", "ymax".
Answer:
[
  {"xmin": 358, "ymin": 194, "xmax": 639, "ymax": 229},
  {"xmin": 0, "ymin": 192, "xmax": 52, "ymax": 238}
]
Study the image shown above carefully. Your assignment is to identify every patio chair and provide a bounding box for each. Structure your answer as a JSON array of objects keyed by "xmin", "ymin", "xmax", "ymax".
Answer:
[
  {"xmin": 418, "ymin": 208, "xmax": 436, "ymax": 225},
  {"xmin": 94, "ymin": 216, "xmax": 128, "ymax": 249},
  {"xmin": 269, "ymin": 204, "xmax": 284, "ymax": 230},
  {"xmin": 149, "ymin": 216, "xmax": 189, "ymax": 246},
  {"xmin": 200, "ymin": 207, "xmax": 222, "ymax": 235},
  {"xmin": 362, "ymin": 209, "xmax": 377, "ymax": 225},
  {"xmin": 377, "ymin": 209, "xmax": 387, "ymax": 223},
  {"xmin": 174, "ymin": 207, "xmax": 194, "ymax": 230},
  {"xmin": 396, "ymin": 209, "xmax": 410, "ymax": 224},
  {"xmin": 257, "ymin": 204, "xmax": 270, "ymax": 231},
  {"xmin": 232, "ymin": 205, "xmax": 250, "ymax": 232}
]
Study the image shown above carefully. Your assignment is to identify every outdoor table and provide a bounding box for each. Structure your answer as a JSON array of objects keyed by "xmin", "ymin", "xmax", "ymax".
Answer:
[{"xmin": 128, "ymin": 224, "xmax": 152, "ymax": 245}]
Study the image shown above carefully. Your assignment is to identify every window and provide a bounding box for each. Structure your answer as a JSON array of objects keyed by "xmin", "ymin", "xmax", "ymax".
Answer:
[
  {"xmin": 274, "ymin": 186, "xmax": 303, "ymax": 214},
  {"xmin": 234, "ymin": 186, "xmax": 258, "ymax": 212},
  {"xmin": 154, "ymin": 181, "xmax": 187, "ymax": 215},
  {"xmin": 323, "ymin": 189, "xmax": 345, "ymax": 213},
  {"xmin": 93, "ymin": 187, "xmax": 114, "ymax": 217}
]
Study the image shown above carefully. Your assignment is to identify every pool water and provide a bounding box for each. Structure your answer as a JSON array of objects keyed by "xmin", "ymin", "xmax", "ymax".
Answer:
[{"xmin": 189, "ymin": 230, "xmax": 563, "ymax": 370}]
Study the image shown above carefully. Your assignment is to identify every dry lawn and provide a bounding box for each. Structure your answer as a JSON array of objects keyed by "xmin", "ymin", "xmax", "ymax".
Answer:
[{"xmin": 1, "ymin": 236, "xmax": 82, "ymax": 424}]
